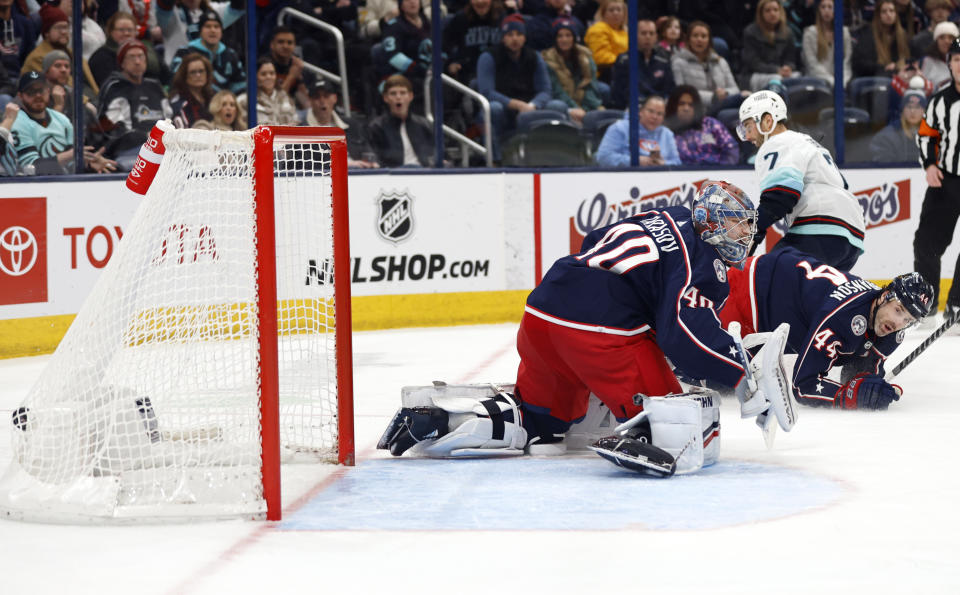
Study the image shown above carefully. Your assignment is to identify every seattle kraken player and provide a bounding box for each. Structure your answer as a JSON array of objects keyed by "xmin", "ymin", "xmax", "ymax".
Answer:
[
  {"xmin": 378, "ymin": 182, "xmax": 797, "ymax": 476},
  {"xmin": 737, "ymin": 90, "xmax": 866, "ymax": 270},
  {"xmin": 720, "ymin": 248, "xmax": 935, "ymax": 410}
]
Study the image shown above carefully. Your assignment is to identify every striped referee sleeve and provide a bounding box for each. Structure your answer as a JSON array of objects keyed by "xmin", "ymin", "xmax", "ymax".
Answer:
[{"xmin": 918, "ymin": 89, "xmax": 960, "ymax": 175}]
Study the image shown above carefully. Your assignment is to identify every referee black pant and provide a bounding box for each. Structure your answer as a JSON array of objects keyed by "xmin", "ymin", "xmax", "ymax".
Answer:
[{"xmin": 913, "ymin": 173, "xmax": 960, "ymax": 310}]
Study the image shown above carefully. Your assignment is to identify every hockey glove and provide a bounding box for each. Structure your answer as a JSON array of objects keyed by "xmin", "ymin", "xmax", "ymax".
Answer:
[{"xmin": 835, "ymin": 373, "xmax": 902, "ymax": 410}]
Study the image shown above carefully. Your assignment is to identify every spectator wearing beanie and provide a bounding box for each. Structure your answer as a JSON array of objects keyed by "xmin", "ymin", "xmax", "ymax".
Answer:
[
  {"xmin": 909, "ymin": 0, "xmax": 954, "ymax": 59},
  {"xmin": 920, "ymin": 20, "xmax": 959, "ymax": 90},
  {"xmin": 156, "ymin": 0, "xmax": 245, "ymax": 65},
  {"xmin": 170, "ymin": 10, "xmax": 245, "ymax": 95},
  {"xmin": 477, "ymin": 13, "xmax": 568, "ymax": 161},
  {"xmin": 41, "ymin": 49, "xmax": 94, "ymax": 121},
  {"xmin": 22, "ymin": 5, "xmax": 99, "ymax": 96},
  {"xmin": 870, "ymin": 89, "xmax": 927, "ymax": 162},
  {"xmin": 96, "ymin": 39, "xmax": 172, "ymax": 166},
  {"xmin": 541, "ymin": 17, "xmax": 604, "ymax": 125},
  {"xmin": 89, "ymin": 12, "xmax": 169, "ymax": 88}
]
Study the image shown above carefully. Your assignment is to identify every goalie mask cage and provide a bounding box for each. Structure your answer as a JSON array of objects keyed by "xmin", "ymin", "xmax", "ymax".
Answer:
[{"xmin": 0, "ymin": 126, "xmax": 354, "ymax": 523}]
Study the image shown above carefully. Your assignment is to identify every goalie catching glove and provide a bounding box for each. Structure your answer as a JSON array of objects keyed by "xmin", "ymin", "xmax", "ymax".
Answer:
[
  {"xmin": 377, "ymin": 383, "xmax": 527, "ymax": 457},
  {"xmin": 834, "ymin": 373, "xmax": 901, "ymax": 410}
]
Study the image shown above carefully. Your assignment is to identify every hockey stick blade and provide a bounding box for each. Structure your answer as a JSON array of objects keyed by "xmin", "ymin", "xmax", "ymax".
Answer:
[{"xmin": 886, "ymin": 313, "xmax": 959, "ymax": 380}]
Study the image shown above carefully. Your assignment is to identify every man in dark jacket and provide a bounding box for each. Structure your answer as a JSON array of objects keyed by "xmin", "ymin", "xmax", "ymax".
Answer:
[
  {"xmin": 610, "ymin": 18, "xmax": 673, "ymax": 109},
  {"xmin": 306, "ymin": 77, "xmax": 378, "ymax": 169},
  {"xmin": 368, "ymin": 74, "xmax": 434, "ymax": 167},
  {"xmin": 476, "ymin": 14, "xmax": 568, "ymax": 160},
  {"xmin": 96, "ymin": 40, "xmax": 172, "ymax": 165},
  {"xmin": 526, "ymin": 0, "xmax": 585, "ymax": 50}
]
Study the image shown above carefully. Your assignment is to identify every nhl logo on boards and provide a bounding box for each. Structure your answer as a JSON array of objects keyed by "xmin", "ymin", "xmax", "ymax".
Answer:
[
  {"xmin": 713, "ymin": 259, "xmax": 726, "ymax": 282},
  {"xmin": 375, "ymin": 189, "xmax": 414, "ymax": 244},
  {"xmin": 851, "ymin": 314, "xmax": 867, "ymax": 336}
]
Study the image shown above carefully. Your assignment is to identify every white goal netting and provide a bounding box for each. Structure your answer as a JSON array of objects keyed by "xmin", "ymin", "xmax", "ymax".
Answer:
[{"xmin": 0, "ymin": 127, "xmax": 350, "ymax": 522}]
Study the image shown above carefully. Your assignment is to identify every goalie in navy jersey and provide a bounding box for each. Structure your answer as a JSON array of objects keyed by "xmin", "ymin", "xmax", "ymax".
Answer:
[
  {"xmin": 379, "ymin": 181, "xmax": 798, "ymax": 476},
  {"xmin": 720, "ymin": 248, "xmax": 935, "ymax": 410},
  {"xmin": 515, "ymin": 181, "xmax": 761, "ymax": 438}
]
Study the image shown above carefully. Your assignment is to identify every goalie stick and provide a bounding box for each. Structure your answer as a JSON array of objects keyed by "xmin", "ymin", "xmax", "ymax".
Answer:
[{"xmin": 885, "ymin": 312, "xmax": 959, "ymax": 380}]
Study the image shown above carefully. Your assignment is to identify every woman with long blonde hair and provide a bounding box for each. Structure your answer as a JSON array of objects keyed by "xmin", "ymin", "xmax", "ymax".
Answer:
[
  {"xmin": 852, "ymin": 0, "xmax": 909, "ymax": 76},
  {"xmin": 801, "ymin": 0, "xmax": 852, "ymax": 87},
  {"xmin": 740, "ymin": 0, "xmax": 799, "ymax": 90},
  {"xmin": 194, "ymin": 90, "xmax": 244, "ymax": 131}
]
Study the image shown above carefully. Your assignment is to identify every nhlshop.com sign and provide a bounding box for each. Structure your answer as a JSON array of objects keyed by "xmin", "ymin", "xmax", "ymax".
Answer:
[{"xmin": 346, "ymin": 176, "xmax": 511, "ymax": 295}]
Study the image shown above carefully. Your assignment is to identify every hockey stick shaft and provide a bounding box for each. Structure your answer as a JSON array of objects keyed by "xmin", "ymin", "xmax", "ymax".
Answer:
[{"xmin": 886, "ymin": 314, "xmax": 958, "ymax": 380}]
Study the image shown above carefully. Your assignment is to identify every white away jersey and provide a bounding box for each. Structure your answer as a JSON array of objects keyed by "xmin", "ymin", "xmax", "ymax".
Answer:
[{"xmin": 754, "ymin": 130, "xmax": 865, "ymax": 248}]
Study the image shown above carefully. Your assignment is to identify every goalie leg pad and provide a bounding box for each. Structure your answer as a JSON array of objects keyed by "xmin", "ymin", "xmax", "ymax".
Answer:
[
  {"xmin": 377, "ymin": 383, "xmax": 528, "ymax": 458},
  {"xmin": 591, "ymin": 390, "xmax": 721, "ymax": 476}
]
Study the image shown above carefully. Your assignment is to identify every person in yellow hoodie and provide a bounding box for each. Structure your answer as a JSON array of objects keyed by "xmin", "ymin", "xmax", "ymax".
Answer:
[{"xmin": 584, "ymin": 0, "xmax": 626, "ymax": 80}]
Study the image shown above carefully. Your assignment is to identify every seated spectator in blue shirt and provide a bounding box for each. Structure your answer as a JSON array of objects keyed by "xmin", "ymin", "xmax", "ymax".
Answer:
[
  {"xmin": 596, "ymin": 94, "xmax": 680, "ymax": 167},
  {"xmin": 609, "ymin": 18, "xmax": 674, "ymax": 109},
  {"xmin": 170, "ymin": 10, "xmax": 245, "ymax": 95},
  {"xmin": 477, "ymin": 14, "xmax": 569, "ymax": 160}
]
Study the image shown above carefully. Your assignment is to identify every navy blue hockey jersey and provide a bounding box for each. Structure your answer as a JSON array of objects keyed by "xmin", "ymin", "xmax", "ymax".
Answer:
[
  {"xmin": 526, "ymin": 207, "xmax": 746, "ymax": 388},
  {"xmin": 746, "ymin": 248, "xmax": 901, "ymax": 406}
]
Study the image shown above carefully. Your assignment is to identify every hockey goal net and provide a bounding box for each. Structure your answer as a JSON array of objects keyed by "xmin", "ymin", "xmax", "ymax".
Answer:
[{"xmin": 0, "ymin": 126, "xmax": 353, "ymax": 523}]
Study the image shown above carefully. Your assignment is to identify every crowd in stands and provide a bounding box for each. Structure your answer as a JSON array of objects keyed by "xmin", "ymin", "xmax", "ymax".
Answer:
[{"xmin": 0, "ymin": 0, "xmax": 958, "ymax": 175}]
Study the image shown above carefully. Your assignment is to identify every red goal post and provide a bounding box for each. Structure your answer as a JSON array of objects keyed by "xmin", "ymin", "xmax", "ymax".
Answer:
[
  {"xmin": 254, "ymin": 126, "xmax": 355, "ymax": 520},
  {"xmin": 0, "ymin": 125, "xmax": 354, "ymax": 523}
]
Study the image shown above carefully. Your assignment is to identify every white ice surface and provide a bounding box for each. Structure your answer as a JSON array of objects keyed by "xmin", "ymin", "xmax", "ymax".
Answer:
[{"xmin": 1, "ymin": 322, "xmax": 959, "ymax": 594}]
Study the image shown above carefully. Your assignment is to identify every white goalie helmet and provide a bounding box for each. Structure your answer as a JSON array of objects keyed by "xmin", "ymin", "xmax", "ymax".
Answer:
[{"xmin": 736, "ymin": 90, "xmax": 788, "ymax": 141}]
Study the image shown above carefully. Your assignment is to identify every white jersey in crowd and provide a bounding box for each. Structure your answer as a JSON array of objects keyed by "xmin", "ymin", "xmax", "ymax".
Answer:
[{"xmin": 754, "ymin": 129, "xmax": 866, "ymax": 250}]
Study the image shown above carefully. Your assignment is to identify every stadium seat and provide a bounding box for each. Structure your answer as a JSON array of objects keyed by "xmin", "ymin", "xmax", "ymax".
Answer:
[
  {"xmin": 716, "ymin": 108, "xmax": 741, "ymax": 131},
  {"xmin": 818, "ymin": 107, "xmax": 871, "ymax": 123},
  {"xmin": 848, "ymin": 76, "xmax": 892, "ymax": 125},
  {"xmin": 786, "ymin": 81, "xmax": 834, "ymax": 125},
  {"xmin": 580, "ymin": 109, "xmax": 623, "ymax": 154},
  {"xmin": 817, "ymin": 107, "xmax": 875, "ymax": 163},
  {"xmin": 781, "ymin": 76, "xmax": 832, "ymax": 91},
  {"xmin": 503, "ymin": 120, "xmax": 590, "ymax": 167},
  {"xmin": 581, "ymin": 109, "xmax": 623, "ymax": 133},
  {"xmin": 516, "ymin": 109, "xmax": 568, "ymax": 134}
]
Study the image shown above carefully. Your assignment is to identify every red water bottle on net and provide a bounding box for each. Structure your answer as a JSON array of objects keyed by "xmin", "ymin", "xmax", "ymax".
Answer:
[{"xmin": 125, "ymin": 120, "xmax": 172, "ymax": 195}]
